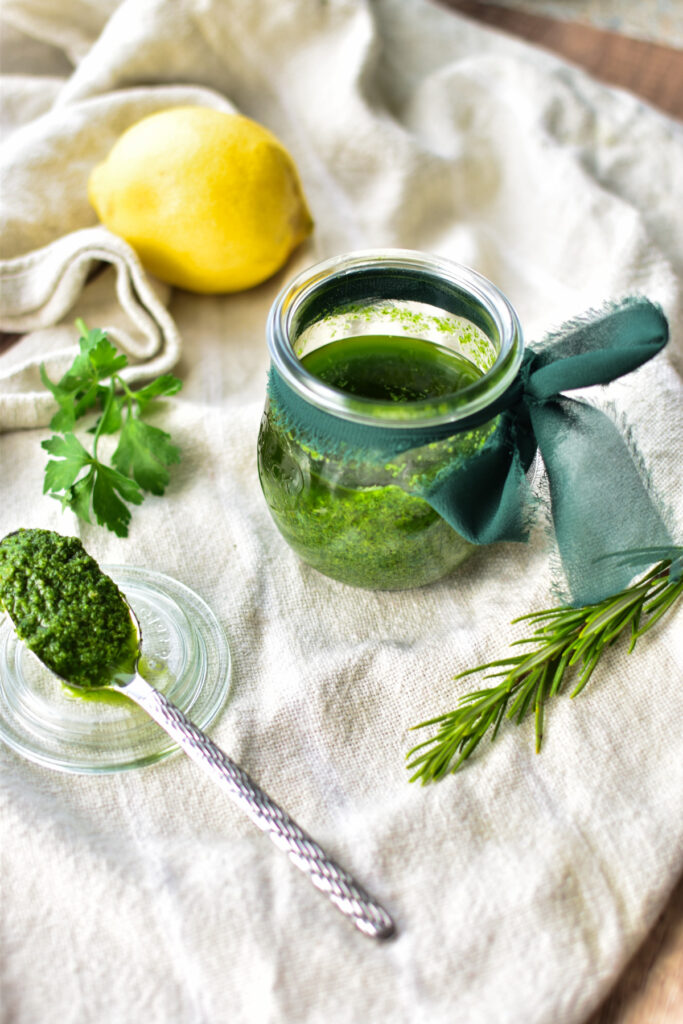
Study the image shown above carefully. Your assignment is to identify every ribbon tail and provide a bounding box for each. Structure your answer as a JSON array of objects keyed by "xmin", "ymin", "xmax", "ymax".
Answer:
[
  {"xmin": 530, "ymin": 397, "xmax": 674, "ymax": 605},
  {"xmin": 529, "ymin": 296, "xmax": 668, "ymax": 396},
  {"xmin": 423, "ymin": 414, "xmax": 535, "ymax": 545}
]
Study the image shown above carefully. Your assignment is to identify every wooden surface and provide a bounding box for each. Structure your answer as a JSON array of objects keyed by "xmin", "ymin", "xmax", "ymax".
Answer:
[
  {"xmin": 439, "ymin": 6, "xmax": 683, "ymax": 1021},
  {"xmin": 442, "ymin": 1, "xmax": 683, "ymax": 120},
  {"xmin": 586, "ymin": 873, "xmax": 683, "ymax": 1024}
]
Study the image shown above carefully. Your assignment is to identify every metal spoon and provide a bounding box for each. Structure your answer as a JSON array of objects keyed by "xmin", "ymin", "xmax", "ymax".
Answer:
[{"xmin": 68, "ymin": 603, "xmax": 395, "ymax": 940}]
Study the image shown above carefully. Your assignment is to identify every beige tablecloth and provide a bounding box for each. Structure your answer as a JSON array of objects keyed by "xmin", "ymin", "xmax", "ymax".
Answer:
[{"xmin": 1, "ymin": 2, "xmax": 682, "ymax": 1022}]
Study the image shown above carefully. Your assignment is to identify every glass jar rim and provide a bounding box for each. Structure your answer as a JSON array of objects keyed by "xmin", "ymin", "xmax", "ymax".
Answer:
[{"xmin": 266, "ymin": 249, "xmax": 524, "ymax": 428}]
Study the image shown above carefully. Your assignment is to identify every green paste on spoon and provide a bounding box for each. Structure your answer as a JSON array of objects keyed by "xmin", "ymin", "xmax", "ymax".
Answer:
[{"xmin": 0, "ymin": 528, "xmax": 138, "ymax": 691}]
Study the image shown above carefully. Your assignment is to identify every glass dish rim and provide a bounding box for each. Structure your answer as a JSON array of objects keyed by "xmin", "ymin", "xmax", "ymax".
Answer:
[{"xmin": 0, "ymin": 564, "xmax": 231, "ymax": 775}]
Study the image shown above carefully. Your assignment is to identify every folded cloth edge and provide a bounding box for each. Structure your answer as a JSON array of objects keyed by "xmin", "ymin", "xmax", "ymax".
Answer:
[{"xmin": 0, "ymin": 225, "xmax": 182, "ymax": 431}]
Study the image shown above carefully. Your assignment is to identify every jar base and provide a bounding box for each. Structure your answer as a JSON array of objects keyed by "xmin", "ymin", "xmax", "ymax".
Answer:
[{"xmin": 296, "ymin": 544, "xmax": 474, "ymax": 590}]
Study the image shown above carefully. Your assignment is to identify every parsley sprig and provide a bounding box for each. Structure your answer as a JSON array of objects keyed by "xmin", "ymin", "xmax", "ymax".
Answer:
[
  {"xmin": 40, "ymin": 320, "xmax": 182, "ymax": 537},
  {"xmin": 407, "ymin": 550, "xmax": 683, "ymax": 783}
]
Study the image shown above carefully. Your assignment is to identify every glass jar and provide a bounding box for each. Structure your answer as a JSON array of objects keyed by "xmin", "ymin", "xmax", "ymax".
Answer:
[{"xmin": 257, "ymin": 250, "xmax": 524, "ymax": 590}]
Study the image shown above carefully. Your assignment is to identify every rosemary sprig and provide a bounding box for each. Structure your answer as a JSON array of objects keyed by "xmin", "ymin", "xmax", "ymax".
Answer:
[{"xmin": 407, "ymin": 553, "xmax": 683, "ymax": 784}]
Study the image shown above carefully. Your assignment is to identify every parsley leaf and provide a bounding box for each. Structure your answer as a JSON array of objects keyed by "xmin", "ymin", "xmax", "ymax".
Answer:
[
  {"xmin": 40, "ymin": 321, "xmax": 182, "ymax": 537},
  {"xmin": 113, "ymin": 417, "xmax": 181, "ymax": 495},
  {"xmin": 40, "ymin": 323, "xmax": 129, "ymax": 432},
  {"xmin": 91, "ymin": 464, "xmax": 144, "ymax": 538},
  {"xmin": 133, "ymin": 374, "xmax": 183, "ymax": 413},
  {"xmin": 42, "ymin": 433, "xmax": 91, "ymax": 493}
]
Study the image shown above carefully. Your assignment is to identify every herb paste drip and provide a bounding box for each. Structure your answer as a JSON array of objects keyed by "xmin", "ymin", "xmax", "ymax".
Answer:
[{"xmin": 0, "ymin": 528, "xmax": 138, "ymax": 689}]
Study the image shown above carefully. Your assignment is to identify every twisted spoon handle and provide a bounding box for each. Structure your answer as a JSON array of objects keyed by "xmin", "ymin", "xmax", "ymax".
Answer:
[{"xmin": 120, "ymin": 673, "xmax": 395, "ymax": 940}]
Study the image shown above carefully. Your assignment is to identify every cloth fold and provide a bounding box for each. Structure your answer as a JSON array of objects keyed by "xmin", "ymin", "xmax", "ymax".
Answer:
[
  {"xmin": 0, "ymin": 2, "xmax": 681, "ymax": 1024},
  {"xmin": 0, "ymin": 79, "xmax": 238, "ymax": 431},
  {"xmin": 0, "ymin": 226, "xmax": 182, "ymax": 430}
]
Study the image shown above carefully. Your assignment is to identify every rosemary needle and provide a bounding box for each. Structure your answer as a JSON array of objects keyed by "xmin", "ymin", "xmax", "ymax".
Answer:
[{"xmin": 407, "ymin": 553, "xmax": 683, "ymax": 784}]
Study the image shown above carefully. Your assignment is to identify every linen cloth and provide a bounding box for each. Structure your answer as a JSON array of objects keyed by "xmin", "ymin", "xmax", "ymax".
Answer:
[{"xmin": 0, "ymin": 2, "xmax": 682, "ymax": 1023}]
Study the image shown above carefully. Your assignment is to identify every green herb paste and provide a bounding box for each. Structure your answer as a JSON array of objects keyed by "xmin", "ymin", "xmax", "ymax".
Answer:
[
  {"xmin": 0, "ymin": 528, "xmax": 138, "ymax": 689},
  {"xmin": 259, "ymin": 335, "xmax": 489, "ymax": 589},
  {"xmin": 301, "ymin": 334, "xmax": 482, "ymax": 401}
]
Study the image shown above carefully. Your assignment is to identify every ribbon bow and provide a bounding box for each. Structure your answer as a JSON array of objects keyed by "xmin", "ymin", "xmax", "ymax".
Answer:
[
  {"xmin": 426, "ymin": 297, "xmax": 672, "ymax": 604},
  {"xmin": 268, "ymin": 296, "xmax": 672, "ymax": 605}
]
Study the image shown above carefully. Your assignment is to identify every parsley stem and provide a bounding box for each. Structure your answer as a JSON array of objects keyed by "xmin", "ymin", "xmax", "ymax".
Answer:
[{"xmin": 92, "ymin": 381, "xmax": 116, "ymax": 460}]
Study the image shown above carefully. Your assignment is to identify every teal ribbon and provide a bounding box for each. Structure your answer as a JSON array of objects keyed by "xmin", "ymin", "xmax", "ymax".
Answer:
[{"xmin": 269, "ymin": 297, "xmax": 672, "ymax": 605}]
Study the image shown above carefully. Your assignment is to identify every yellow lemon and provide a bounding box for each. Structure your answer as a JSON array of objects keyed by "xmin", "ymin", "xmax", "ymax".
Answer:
[{"xmin": 88, "ymin": 106, "xmax": 313, "ymax": 293}]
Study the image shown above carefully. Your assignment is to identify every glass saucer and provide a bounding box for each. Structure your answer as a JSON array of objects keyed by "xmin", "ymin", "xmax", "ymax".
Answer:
[{"xmin": 0, "ymin": 565, "xmax": 231, "ymax": 775}]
